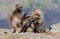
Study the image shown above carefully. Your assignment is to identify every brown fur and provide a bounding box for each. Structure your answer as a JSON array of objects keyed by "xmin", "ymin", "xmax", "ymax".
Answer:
[
  {"xmin": 30, "ymin": 9, "xmax": 54, "ymax": 34},
  {"xmin": 10, "ymin": 4, "xmax": 23, "ymax": 33},
  {"xmin": 21, "ymin": 9, "xmax": 45, "ymax": 33},
  {"xmin": 21, "ymin": 17, "xmax": 34, "ymax": 32},
  {"xmin": 31, "ymin": 9, "xmax": 45, "ymax": 33}
]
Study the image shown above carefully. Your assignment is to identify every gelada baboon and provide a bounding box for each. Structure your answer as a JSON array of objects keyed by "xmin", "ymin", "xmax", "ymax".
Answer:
[
  {"xmin": 10, "ymin": 4, "xmax": 23, "ymax": 33},
  {"xmin": 29, "ymin": 9, "xmax": 53, "ymax": 34},
  {"xmin": 31, "ymin": 9, "xmax": 45, "ymax": 33}
]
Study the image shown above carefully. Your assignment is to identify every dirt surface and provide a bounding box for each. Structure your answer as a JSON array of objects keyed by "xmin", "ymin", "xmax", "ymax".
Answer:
[{"xmin": 0, "ymin": 29, "xmax": 60, "ymax": 39}]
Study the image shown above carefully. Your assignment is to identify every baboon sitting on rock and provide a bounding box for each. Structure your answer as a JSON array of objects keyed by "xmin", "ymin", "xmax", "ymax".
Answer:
[{"xmin": 31, "ymin": 9, "xmax": 45, "ymax": 33}]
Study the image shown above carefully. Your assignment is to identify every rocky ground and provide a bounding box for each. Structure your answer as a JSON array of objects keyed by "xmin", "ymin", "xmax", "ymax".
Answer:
[
  {"xmin": 0, "ymin": 23, "xmax": 60, "ymax": 39},
  {"xmin": 0, "ymin": 29, "xmax": 60, "ymax": 39}
]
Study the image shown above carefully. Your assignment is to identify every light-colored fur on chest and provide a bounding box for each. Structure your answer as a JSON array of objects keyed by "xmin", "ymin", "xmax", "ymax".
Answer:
[{"xmin": 11, "ymin": 16, "xmax": 20, "ymax": 28}]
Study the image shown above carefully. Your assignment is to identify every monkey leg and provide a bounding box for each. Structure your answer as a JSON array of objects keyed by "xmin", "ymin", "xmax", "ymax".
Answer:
[
  {"xmin": 13, "ymin": 28, "xmax": 16, "ymax": 33},
  {"xmin": 16, "ymin": 23, "xmax": 22, "ymax": 33},
  {"xmin": 33, "ymin": 28, "xmax": 39, "ymax": 33},
  {"xmin": 20, "ymin": 24, "xmax": 29, "ymax": 32}
]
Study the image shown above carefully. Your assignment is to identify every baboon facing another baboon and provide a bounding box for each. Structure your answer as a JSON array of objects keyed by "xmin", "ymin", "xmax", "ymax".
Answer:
[
  {"xmin": 10, "ymin": 4, "xmax": 23, "ymax": 33},
  {"xmin": 10, "ymin": 3, "xmax": 45, "ymax": 33}
]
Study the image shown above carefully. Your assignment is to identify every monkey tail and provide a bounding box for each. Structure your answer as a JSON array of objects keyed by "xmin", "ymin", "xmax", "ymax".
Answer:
[{"xmin": 44, "ymin": 28, "xmax": 55, "ymax": 35}]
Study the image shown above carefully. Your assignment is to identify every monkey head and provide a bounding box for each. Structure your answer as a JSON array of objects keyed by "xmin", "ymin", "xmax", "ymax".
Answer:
[
  {"xmin": 31, "ymin": 9, "xmax": 44, "ymax": 23},
  {"xmin": 15, "ymin": 4, "xmax": 23, "ymax": 13},
  {"xmin": 31, "ymin": 10, "xmax": 40, "ymax": 20}
]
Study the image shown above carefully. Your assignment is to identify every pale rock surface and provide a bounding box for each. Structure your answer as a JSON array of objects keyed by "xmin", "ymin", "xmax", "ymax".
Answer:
[
  {"xmin": 0, "ymin": 29, "xmax": 60, "ymax": 39},
  {"xmin": 50, "ymin": 23, "xmax": 60, "ymax": 33}
]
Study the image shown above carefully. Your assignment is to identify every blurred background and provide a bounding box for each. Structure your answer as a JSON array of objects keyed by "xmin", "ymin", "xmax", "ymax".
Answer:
[{"xmin": 0, "ymin": 0, "xmax": 60, "ymax": 29}]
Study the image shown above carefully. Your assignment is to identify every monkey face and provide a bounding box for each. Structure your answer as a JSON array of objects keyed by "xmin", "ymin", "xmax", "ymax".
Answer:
[
  {"xmin": 31, "ymin": 10, "xmax": 40, "ymax": 19},
  {"xmin": 31, "ymin": 9, "xmax": 44, "ymax": 23},
  {"xmin": 15, "ymin": 4, "xmax": 22, "ymax": 12}
]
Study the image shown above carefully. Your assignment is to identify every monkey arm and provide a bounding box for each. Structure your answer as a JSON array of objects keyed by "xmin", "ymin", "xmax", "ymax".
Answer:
[
  {"xmin": 20, "ymin": 23, "xmax": 29, "ymax": 32},
  {"xmin": 23, "ymin": 13, "xmax": 30, "ymax": 20},
  {"xmin": 20, "ymin": 15, "xmax": 30, "ymax": 25},
  {"xmin": 10, "ymin": 16, "xmax": 13, "ymax": 22}
]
